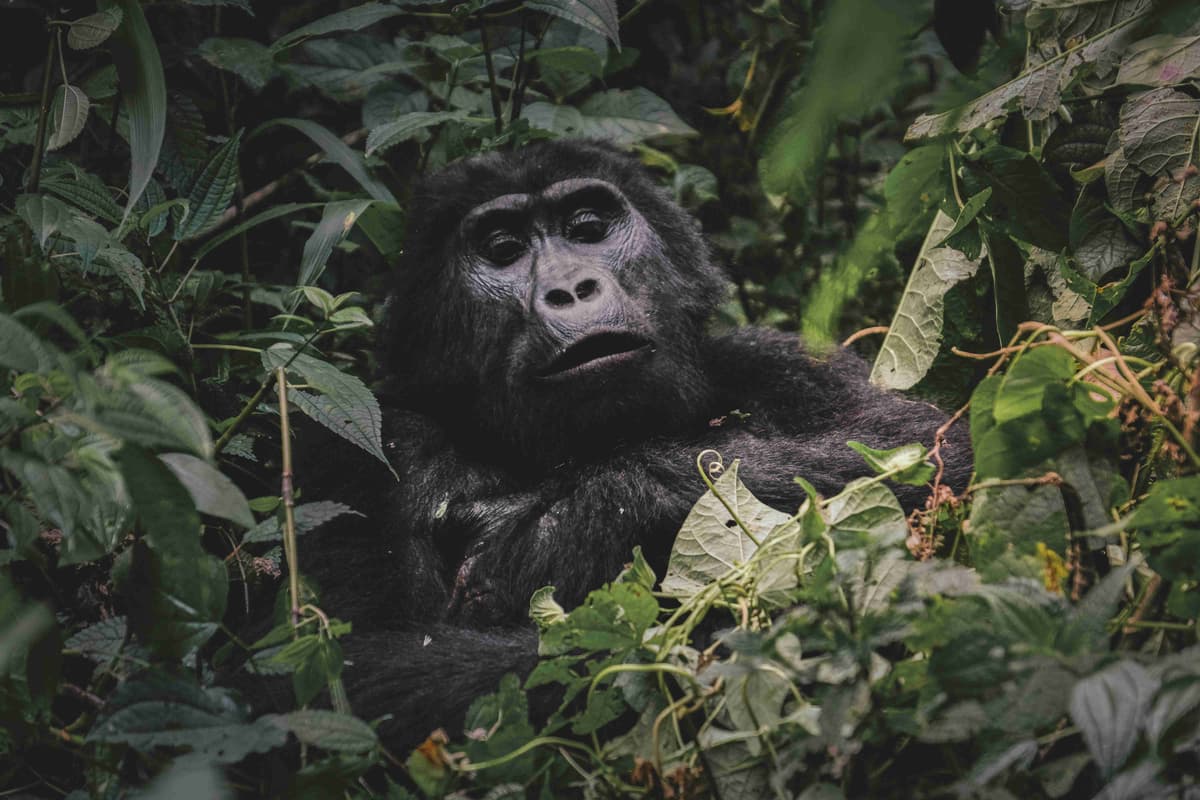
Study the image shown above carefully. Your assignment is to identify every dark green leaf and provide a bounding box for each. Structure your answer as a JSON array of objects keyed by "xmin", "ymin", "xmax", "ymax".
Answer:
[{"xmin": 111, "ymin": 0, "xmax": 167, "ymax": 217}]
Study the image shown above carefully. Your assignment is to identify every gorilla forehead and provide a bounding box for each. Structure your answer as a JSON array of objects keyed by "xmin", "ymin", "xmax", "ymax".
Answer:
[{"xmin": 406, "ymin": 139, "xmax": 696, "ymax": 253}]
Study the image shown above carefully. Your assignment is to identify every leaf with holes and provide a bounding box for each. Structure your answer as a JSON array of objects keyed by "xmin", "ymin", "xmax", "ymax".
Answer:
[{"xmin": 661, "ymin": 461, "xmax": 791, "ymax": 601}]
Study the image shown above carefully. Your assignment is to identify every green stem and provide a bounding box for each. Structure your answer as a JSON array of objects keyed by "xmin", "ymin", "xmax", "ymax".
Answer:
[{"xmin": 27, "ymin": 33, "xmax": 57, "ymax": 194}]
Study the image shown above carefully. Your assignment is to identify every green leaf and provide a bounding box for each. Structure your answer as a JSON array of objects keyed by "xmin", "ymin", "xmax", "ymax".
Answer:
[
  {"xmin": 65, "ymin": 616, "xmax": 127, "ymax": 663},
  {"xmin": 174, "ymin": 129, "xmax": 242, "ymax": 240},
  {"xmin": 263, "ymin": 346, "xmax": 393, "ymax": 476},
  {"xmin": 846, "ymin": 441, "xmax": 935, "ymax": 486},
  {"xmin": 116, "ymin": 445, "xmax": 201, "ymax": 554},
  {"xmin": 1069, "ymin": 661, "xmax": 1158, "ymax": 778},
  {"xmin": 260, "ymin": 118, "xmax": 395, "ymax": 203},
  {"xmin": 365, "ymin": 110, "xmax": 470, "ymax": 157},
  {"xmin": 240, "ymin": 500, "xmax": 362, "ymax": 544},
  {"xmin": 295, "ymin": 199, "xmax": 374, "ymax": 292},
  {"xmin": 526, "ymin": 88, "xmax": 696, "ymax": 146},
  {"xmin": 825, "ymin": 478, "xmax": 907, "ymax": 550},
  {"xmin": 965, "ymin": 146, "xmax": 1070, "ymax": 251},
  {"xmin": 62, "ymin": 214, "xmax": 108, "ymax": 270},
  {"xmin": 934, "ymin": 188, "xmax": 991, "ymax": 248},
  {"xmin": 661, "ymin": 461, "xmax": 791, "ymax": 600},
  {"xmin": 992, "ymin": 347, "xmax": 1075, "ymax": 423},
  {"xmin": 270, "ymin": 710, "xmax": 378, "ymax": 753},
  {"xmin": 46, "ymin": 84, "xmax": 90, "ymax": 151},
  {"xmin": 884, "ymin": 145, "xmax": 947, "ymax": 241},
  {"xmin": 1131, "ymin": 476, "xmax": 1200, "ymax": 584},
  {"xmin": 0, "ymin": 311, "xmax": 61, "ymax": 373},
  {"xmin": 529, "ymin": 586, "xmax": 568, "ymax": 629},
  {"xmin": 159, "ymin": 453, "xmax": 254, "ymax": 529},
  {"xmin": 982, "ymin": 228, "xmax": 1030, "ymax": 342},
  {"xmin": 271, "ymin": 2, "xmax": 405, "ymax": 52},
  {"xmin": 1118, "ymin": 87, "xmax": 1200, "ymax": 177},
  {"xmin": 111, "ymin": 0, "xmax": 167, "ymax": 218},
  {"xmin": 89, "ymin": 672, "xmax": 286, "ymax": 763},
  {"xmin": 870, "ymin": 210, "xmax": 982, "ymax": 390},
  {"xmin": 68, "ymin": 7, "xmax": 123, "ymax": 50},
  {"xmin": 94, "ymin": 246, "xmax": 147, "ymax": 310},
  {"xmin": 42, "ymin": 169, "xmax": 123, "ymax": 223},
  {"xmin": 0, "ymin": 451, "xmax": 117, "ymax": 564},
  {"xmin": 526, "ymin": 0, "xmax": 620, "ymax": 48},
  {"xmin": 198, "ymin": 37, "xmax": 279, "ymax": 92},
  {"xmin": 16, "ymin": 193, "xmax": 69, "ymax": 252},
  {"xmin": 1116, "ymin": 34, "xmax": 1200, "ymax": 88}
]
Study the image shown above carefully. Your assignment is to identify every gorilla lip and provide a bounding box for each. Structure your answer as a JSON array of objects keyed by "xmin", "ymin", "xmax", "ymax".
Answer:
[{"xmin": 537, "ymin": 331, "xmax": 652, "ymax": 380}]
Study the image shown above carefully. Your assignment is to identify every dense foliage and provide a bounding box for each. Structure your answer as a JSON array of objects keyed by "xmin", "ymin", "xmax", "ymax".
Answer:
[{"xmin": 1, "ymin": 0, "xmax": 1198, "ymax": 797}]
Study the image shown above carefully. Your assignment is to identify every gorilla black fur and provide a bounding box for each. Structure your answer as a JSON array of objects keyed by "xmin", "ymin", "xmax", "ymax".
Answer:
[{"xmin": 300, "ymin": 140, "xmax": 972, "ymax": 750}]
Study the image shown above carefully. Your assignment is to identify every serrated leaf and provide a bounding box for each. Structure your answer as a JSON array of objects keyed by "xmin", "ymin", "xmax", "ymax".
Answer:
[
  {"xmin": 94, "ymin": 246, "xmax": 146, "ymax": 310},
  {"xmin": 270, "ymin": 710, "xmax": 378, "ymax": 753},
  {"xmin": 68, "ymin": 7, "xmax": 123, "ymax": 50},
  {"xmin": 46, "ymin": 85, "xmax": 90, "ymax": 151},
  {"xmin": 661, "ymin": 461, "xmax": 791, "ymax": 600},
  {"xmin": 1069, "ymin": 660, "xmax": 1158, "ymax": 777},
  {"xmin": 263, "ymin": 346, "xmax": 393, "ymax": 476},
  {"xmin": 160, "ymin": 453, "xmax": 254, "ymax": 529},
  {"xmin": 271, "ymin": 2, "xmax": 405, "ymax": 52},
  {"xmin": 526, "ymin": 0, "xmax": 620, "ymax": 48},
  {"xmin": 294, "ymin": 199, "xmax": 373, "ymax": 294},
  {"xmin": 825, "ymin": 478, "xmax": 907, "ymax": 549},
  {"xmin": 198, "ymin": 37, "xmax": 278, "ymax": 92},
  {"xmin": 175, "ymin": 130, "xmax": 242, "ymax": 240},
  {"xmin": 365, "ymin": 110, "xmax": 470, "ymax": 156},
  {"xmin": 65, "ymin": 616, "xmax": 128, "ymax": 662},
  {"xmin": 241, "ymin": 500, "xmax": 362, "ymax": 544},
  {"xmin": 261, "ymin": 118, "xmax": 395, "ymax": 203},
  {"xmin": 42, "ymin": 170, "xmax": 123, "ymax": 224},
  {"xmin": 111, "ymin": 0, "xmax": 167, "ymax": 218},
  {"xmin": 1116, "ymin": 34, "xmax": 1200, "ymax": 87},
  {"xmin": 871, "ymin": 210, "xmax": 982, "ymax": 390},
  {"xmin": 89, "ymin": 672, "xmax": 286, "ymax": 763},
  {"xmin": 1118, "ymin": 88, "xmax": 1200, "ymax": 177},
  {"xmin": 0, "ymin": 311, "xmax": 60, "ymax": 373},
  {"xmin": 61, "ymin": 214, "xmax": 108, "ymax": 271}
]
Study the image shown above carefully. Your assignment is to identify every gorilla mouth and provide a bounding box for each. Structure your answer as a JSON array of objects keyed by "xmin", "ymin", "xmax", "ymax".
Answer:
[{"xmin": 538, "ymin": 331, "xmax": 652, "ymax": 379}]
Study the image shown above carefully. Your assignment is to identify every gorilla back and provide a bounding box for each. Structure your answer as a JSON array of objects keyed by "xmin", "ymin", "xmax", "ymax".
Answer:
[{"xmin": 299, "ymin": 139, "xmax": 972, "ymax": 749}]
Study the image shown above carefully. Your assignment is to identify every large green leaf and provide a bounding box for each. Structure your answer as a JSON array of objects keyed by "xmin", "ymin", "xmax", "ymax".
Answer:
[
  {"xmin": 198, "ymin": 37, "xmax": 279, "ymax": 91},
  {"xmin": 1069, "ymin": 661, "xmax": 1157, "ymax": 778},
  {"xmin": 174, "ymin": 129, "xmax": 242, "ymax": 240},
  {"xmin": 524, "ymin": 89, "xmax": 695, "ymax": 146},
  {"xmin": 271, "ymin": 2, "xmax": 406, "ymax": 52},
  {"xmin": 67, "ymin": 7, "xmax": 123, "ymax": 50},
  {"xmin": 0, "ymin": 311, "xmax": 60, "ymax": 373},
  {"xmin": 89, "ymin": 672, "xmax": 286, "ymax": 763},
  {"xmin": 526, "ymin": 0, "xmax": 620, "ymax": 48},
  {"xmin": 159, "ymin": 453, "xmax": 254, "ymax": 529},
  {"xmin": 262, "ymin": 346, "xmax": 393, "ymax": 476},
  {"xmin": 871, "ymin": 210, "xmax": 982, "ymax": 390},
  {"xmin": 110, "ymin": 0, "xmax": 167, "ymax": 219},
  {"xmin": 269, "ymin": 710, "xmax": 378, "ymax": 753},
  {"xmin": 661, "ymin": 461, "xmax": 791, "ymax": 601},
  {"xmin": 15, "ymin": 193, "xmax": 70, "ymax": 252}
]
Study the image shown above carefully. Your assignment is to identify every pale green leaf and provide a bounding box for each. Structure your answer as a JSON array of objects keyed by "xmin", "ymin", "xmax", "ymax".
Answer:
[
  {"xmin": 46, "ymin": 84, "xmax": 90, "ymax": 151},
  {"xmin": 15, "ymin": 193, "xmax": 69, "ymax": 251},
  {"xmin": 67, "ymin": 7, "xmax": 123, "ymax": 50},
  {"xmin": 870, "ymin": 210, "xmax": 982, "ymax": 390},
  {"xmin": 295, "ymin": 199, "xmax": 373, "ymax": 292}
]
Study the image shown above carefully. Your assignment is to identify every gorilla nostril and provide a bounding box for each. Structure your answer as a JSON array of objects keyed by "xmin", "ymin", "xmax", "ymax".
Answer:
[
  {"xmin": 575, "ymin": 279, "xmax": 599, "ymax": 300},
  {"xmin": 545, "ymin": 288, "xmax": 574, "ymax": 308}
]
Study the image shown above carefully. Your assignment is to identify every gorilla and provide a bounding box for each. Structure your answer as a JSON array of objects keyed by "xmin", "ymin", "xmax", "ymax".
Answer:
[{"xmin": 299, "ymin": 139, "xmax": 972, "ymax": 750}]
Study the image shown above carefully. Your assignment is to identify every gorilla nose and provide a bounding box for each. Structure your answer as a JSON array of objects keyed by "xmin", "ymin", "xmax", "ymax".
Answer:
[{"xmin": 544, "ymin": 279, "xmax": 600, "ymax": 308}]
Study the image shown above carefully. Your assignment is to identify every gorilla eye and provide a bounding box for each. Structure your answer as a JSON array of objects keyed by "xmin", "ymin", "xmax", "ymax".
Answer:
[
  {"xmin": 483, "ymin": 231, "xmax": 526, "ymax": 266},
  {"xmin": 566, "ymin": 210, "xmax": 609, "ymax": 244}
]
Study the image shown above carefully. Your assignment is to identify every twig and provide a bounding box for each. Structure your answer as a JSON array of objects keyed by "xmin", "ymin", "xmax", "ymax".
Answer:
[
  {"xmin": 842, "ymin": 325, "xmax": 888, "ymax": 347},
  {"xmin": 276, "ymin": 366, "xmax": 301, "ymax": 629}
]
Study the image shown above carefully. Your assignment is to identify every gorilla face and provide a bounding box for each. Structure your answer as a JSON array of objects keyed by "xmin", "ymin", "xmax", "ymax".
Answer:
[{"xmin": 383, "ymin": 141, "xmax": 729, "ymax": 465}]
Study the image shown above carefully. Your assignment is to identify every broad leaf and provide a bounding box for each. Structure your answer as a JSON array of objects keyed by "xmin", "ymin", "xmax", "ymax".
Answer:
[
  {"xmin": 526, "ymin": 0, "xmax": 620, "ymax": 48},
  {"xmin": 270, "ymin": 710, "xmax": 378, "ymax": 753},
  {"xmin": 175, "ymin": 129, "xmax": 242, "ymax": 240},
  {"xmin": 871, "ymin": 210, "xmax": 982, "ymax": 390},
  {"xmin": 271, "ymin": 2, "xmax": 405, "ymax": 52},
  {"xmin": 365, "ymin": 110, "xmax": 470, "ymax": 157},
  {"xmin": 67, "ymin": 7, "xmax": 123, "ymax": 50},
  {"xmin": 1069, "ymin": 660, "xmax": 1158, "ymax": 777},
  {"xmin": 160, "ymin": 453, "xmax": 254, "ymax": 529},
  {"xmin": 198, "ymin": 37, "xmax": 278, "ymax": 91},
  {"xmin": 111, "ymin": 0, "xmax": 167, "ymax": 218},
  {"xmin": 46, "ymin": 85, "xmax": 90, "ymax": 151}
]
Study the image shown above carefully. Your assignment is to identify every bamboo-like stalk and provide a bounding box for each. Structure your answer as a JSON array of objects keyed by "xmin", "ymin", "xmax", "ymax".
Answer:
[{"xmin": 276, "ymin": 366, "xmax": 301, "ymax": 630}]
